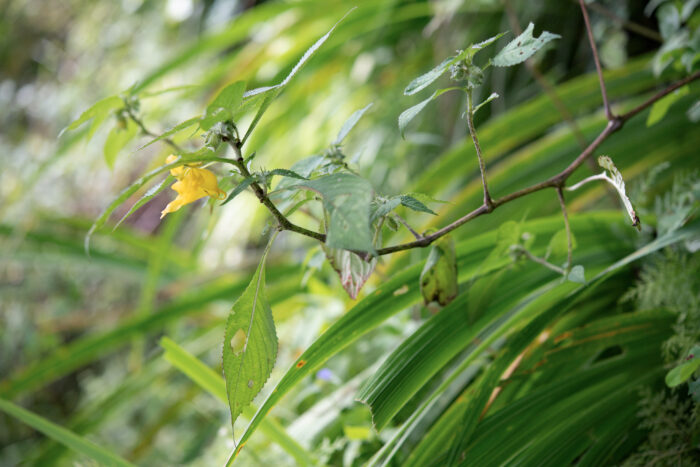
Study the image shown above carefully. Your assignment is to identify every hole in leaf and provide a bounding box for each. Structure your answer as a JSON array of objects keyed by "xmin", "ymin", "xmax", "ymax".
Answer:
[{"xmin": 230, "ymin": 329, "xmax": 247, "ymax": 356}]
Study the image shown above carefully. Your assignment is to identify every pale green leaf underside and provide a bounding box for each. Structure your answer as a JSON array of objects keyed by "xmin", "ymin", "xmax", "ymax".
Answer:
[
  {"xmin": 646, "ymin": 84, "xmax": 689, "ymax": 126},
  {"xmin": 294, "ymin": 173, "xmax": 375, "ymax": 252},
  {"xmin": 493, "ymin": 22, "xmax": 560, "ymax": 67},
  {"xmin": 223, "ymin": 240, "xmax": 278, "ymax": 430},
  {"xmin": 59, "ymin": 95, "xmax": 123, "ymax": 140},
  {"xmin": 334, "ymin": 102, "xmax": 373, "ymax": 144},
  {"xmin": 399, "ymin": 87, "xmax": 461, "ymax": 138},
  {"xmin": 104, "ymin": 120, "xmax": 139, "ymax": 169}
]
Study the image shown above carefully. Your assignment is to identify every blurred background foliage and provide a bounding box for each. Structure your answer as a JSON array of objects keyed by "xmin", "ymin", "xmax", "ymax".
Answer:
[{"xmin": 1, "ymin": 0, "xmax": 699, "ymax": 465}]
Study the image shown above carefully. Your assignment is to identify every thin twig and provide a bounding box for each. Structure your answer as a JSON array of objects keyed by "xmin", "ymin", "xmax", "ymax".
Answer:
[
  {"xmin": 125, "ymin": 107, "xmax": 184, "ymax": 153},
  {"xmin": 466, "ymin": 90, "xmax": 494, "ymax": 209},
  {"xmin": 393, "ymin": 213, "xmax": 422, "ymax": 240},
  {"xmin": 579, "ymin": 0, "xmax": 614, "ymax": 121},
  {"xmin": 514, "ymin": 245, "xmax": 566, "ymax": 275},
  {"xmin": 556, "ymin": 187, "xmax": 573, "ymax": 273},
  {"xmin": 581, "ymin": 1, "xmax": 663, "ymax": 43},
  {"xmin": 620, "ymin": 70, "xmax": 700, "ymax": 123}
]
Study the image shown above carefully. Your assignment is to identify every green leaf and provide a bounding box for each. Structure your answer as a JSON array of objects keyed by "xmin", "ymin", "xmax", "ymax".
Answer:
[
  {"xmin": 689, "ymin": 378, "xmax": 700, "ymax": 402},
  {"xmin": 399, "ymin": 88, "xmax": 460, "ymax": 138},
  {"xmin": 334, "ymin": 103, "xmax": 373, "ymax": 144},
  {"xmin": 59, "ymin": 95, "xmax": 123, "ymax": 140},
  {"xmin": 223, "ymin": 236, "xmax": 278, "ymax": 430},
  {"xmin": 400, "ymin": 195, "xmax": 437, "ymax": 215},
  {"xmin": 323, "ymin": 246, "xmax": 377, "ymax": 299},
  {"xmin": 567, "ymin": 265, "xmax": 586, "ymax": 284},
  {"xmin": 114, "ymin": 175, "xmax": 175, "ymax": 230},
  {"xmin": 103, "ymin": 120, "xmax": 139, "ymax": 169},
  {"xmin": 492, "ymin": 22, "xmax": 560, "ymax": 67},
  {"xmin": 266, "ymin": 168, "xmax": 307, "ymax": 180},
  {"xmin": 403, "ymin": 57, "xmax": 455, "ymax": 96},
  {"xmin": 688, "ymin": 100, "xmax": 700, "ymax": 123},
  {"xmin": 222, "ymin": 177, "xmax": 256, "ymax": 205},
  {"xmin": 242, "ymin": 9, "xmax": 354, "ymax": 144},
  {"xmin": 371, "ymin": 197, "xmax": 402, "ymax": 222},
  {"xmin": 160, "ymin": 337, "xmax": 317, "ymax": 467},
  {"xmin": 138, "ymin": 116, "xmax": 200, "ymax": 150},
  {"xmin": 646, "ymin": 85, "xmax": 689, "ymax": 126},
  {"xmin": 665, "ymin": 345, "xmax": 700, "ymax": 387},
  {"xmin": 0, "ymin": 397, "xmax": 134, "ymax": 467},
  {"xmin": 200, "ymin": 81, "xmax": 246, "ymax": 131},
  {"xmin": 402, "ymin": 33, "xmax": 505, "ymax": 96},
  {"xmin": 293, "ymin": 173, "xmax": 375, "ymax": 252},
  {"xmin": 420, "ymin": 235, "xmax": 458, "ymax": 306}
]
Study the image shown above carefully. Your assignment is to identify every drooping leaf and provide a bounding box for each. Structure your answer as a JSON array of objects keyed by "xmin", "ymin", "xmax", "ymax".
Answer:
[
  {"xmin": 666, "ymin": 345, "xmax": 700, "ymax": 387},
  {"xmin": 646, "ymin": 84, "xmax": 689, "ymax": 126},
  {"xmin": 420, "ymin": 235, "xmax": 458, "ymax": 306},
  {"xmin": 323, "ymin": 246, "xmax": 377, "ymax": 299},
  {"xmin": 400, "ymin": 195, "xmax": 437, "ymax": 215},
  {"xmin": 334, "ymin": 103, "xmax": 373, "ymax": 144},
  {"xmin": 493, "ymin": 22, "xmax": 561, "ymax": 67},
  {"xmin": 399, "ymin": 88, "xmax": 461, "ymax": 138},
  {"xmin": 114, "ymin": 175, "xmax": 174, "ymax": 230},
  {"xmin": 103, "ymin": 119, "xmax": 139, "ymax": 169},
  {"xmin": 598, "ymin": 156, "xmax": 641, "ymax": 230},
  {"xmin": 223, "ymin": 236, "xmax": 278, "ymax": 430},
  {"xmin": 200, "ymin": 81, "xmax": 246, "ymax": 130},
  {"xmin": 293, "ymin": 173, "xmax": 375, "ymax": 252},
  {"xmin": 0, "ymin": 398, "xmax": 134, "ymax": 467},
  {"xmin": 59, "ymin": 95, "xmax": 123, "ymax": 140}
]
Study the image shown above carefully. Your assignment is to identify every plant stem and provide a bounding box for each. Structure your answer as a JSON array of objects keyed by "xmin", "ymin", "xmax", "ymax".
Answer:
[
  {"xmin": 466, "ymin": 90, "xmax": 493, "ymax": 209},
  {"xmin": 556, "ymin": 187, "xmax": 573, "ymax": 273},
  {"xmin": 514, "ymin": 246, "xmax": 566, "ymax": 275},
  {"xmin": 393, "ymin": 213, "xmax": 422, "ymax": 240},
  {"xmin": 579, "ymin": 0, "xmax": 614, "ymax": 121},
  {"xmin": 227, "ymin": 140, "xmax": 326, "ymax": 243},
  {"xmin": 125, "ymin": 107, "xmax": 184, "ymax": 153}
]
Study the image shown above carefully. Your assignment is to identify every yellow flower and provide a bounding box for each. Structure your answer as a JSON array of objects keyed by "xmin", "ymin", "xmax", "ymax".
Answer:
[{"xmin": 160, "ymin": 155, "xmax": 226, "ymax": 218}]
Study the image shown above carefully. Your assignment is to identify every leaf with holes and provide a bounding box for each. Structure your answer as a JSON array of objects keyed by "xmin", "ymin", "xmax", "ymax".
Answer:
[
  {"xmin": 420, "ymin": 235, "xmax": 458, "ymax": 306},
  {"xmin": 493, "ymin": 22, "xmax": 560, "ymax": 67},
  {"xmin": 222, "ymin": 244, "xmax": 278, "ymax": 430},
  {"xmin": 293, "ymin": 173, "xmax": 374, "ymax": 252},
  {"xmin": 598, "ymin": 156, "xmax": 641, "ymax": 230}
]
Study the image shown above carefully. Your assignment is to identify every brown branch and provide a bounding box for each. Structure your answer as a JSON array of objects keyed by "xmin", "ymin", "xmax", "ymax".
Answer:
[
  {"xmin": 226, "ymin": 140, "xmax": 326, "ymax": 243},
  {"xmin": 579, "ymin": 0, "xmax": 614, "ymax": 121},
  {"xmin": 393, "ymin": 213, "xmax": 423, "ymax": 240},
  {"xmin": 581, "ymin": 1, "xmax": 663, "ymax": 43},
  {"xmin": 375, "ymin": 72, "xmax": 699, "ymax": 256}
]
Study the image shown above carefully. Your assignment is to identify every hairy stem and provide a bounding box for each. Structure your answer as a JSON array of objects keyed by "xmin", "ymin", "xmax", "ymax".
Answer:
[{"xmin": 466, "ymin": 90, "xmax": 494, "ymax": 209}]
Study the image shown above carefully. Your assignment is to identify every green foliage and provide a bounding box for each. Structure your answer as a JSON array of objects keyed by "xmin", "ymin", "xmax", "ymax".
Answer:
[
  {"xmin": 419, "ymin": 235, "xmax": 458, "ymax": 306},
  {"xmin": 492, "ymin": 22, "xmax": 560, "ymax": 67},
  {"xmin": 223, "ymin": 237, "xmax": 278, "ymax": 430}
]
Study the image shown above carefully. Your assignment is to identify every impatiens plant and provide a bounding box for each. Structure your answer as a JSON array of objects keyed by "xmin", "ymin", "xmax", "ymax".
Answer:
[{"xmin": 3, "ymin": 0, "xmax": 699, "ymax": 465}]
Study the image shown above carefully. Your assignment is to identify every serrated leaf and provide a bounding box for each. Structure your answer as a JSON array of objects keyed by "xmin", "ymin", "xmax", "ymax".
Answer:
[
  {"xmin": 567, "ymin": 265, "xmax": 586, "ymax": 284},
  {"xmin": 138, "ymin": 116, "xmax": 200, "ymax": 150},
  {"xmin": 371, "ymin": 197, "xmax": 401, "ymax": 222},
  {"xmin": 400, "ymin": 195, "xmax": 437, "ymax": 215},
  {"xmin": 266, "ymin": 168, "xmax": 307, "ymax": 180},
  {"xmin": 114, "ymin": 175, "xmax": 174, "ymax": 230},
  {"xmin": 242, "ymin": 10, "xmax": 354, "ymax": 144},
  {"xmin": 666, "ymin": 345, "xmax": 700, "ymax": 387},
  {"xmin": 493, "ymin": 22, "xmax": 560, "ymax": 67},
  {"xmin": 404, "ymin": 57, "xmax": 455, "ymax": 96},
  {"xmin": 420, "ymin": 235, "xmax": 458, "ymax": 306},
  {"xmin": 334, "ymin": 103, "xmax": 373, "ymax": 144},
  {"xmin": 200, "ymin": 81, "xmax": 246, "ymax": 131},
  {"xmin": 222, "ymin": 177, "xmax": 255, "ymax": 205},
  {"xmin": 293, "ymin": 173, "xmax": 375, "ymax": 252},
  {"xmin": 223, "ymin": 239, "xmax": 278, "ymax": 431},
  {"xmin": 60, "ymin": 95, "xmax": 123, "ymax": 140},
  {"xmin": 646, "ymin": 85, "xmax": 689, "ymax": 126},
  {"xmin": 323, "ymin": 246, "xmax": 377, "ymax": 299},
  {"xmin": 103, "ymin": 120, "xmax": 139, "ymax": 169},
  {"xmin": 399, "ymin": 88, "xmax": 460, "ymax": 138},
  {"xmin": 598, "ymin": 156, "xmax": 641, "ymax": 230},
  {"xmin": 402, "ymin": 33, "xmax": 505, "ymax": 96}
]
